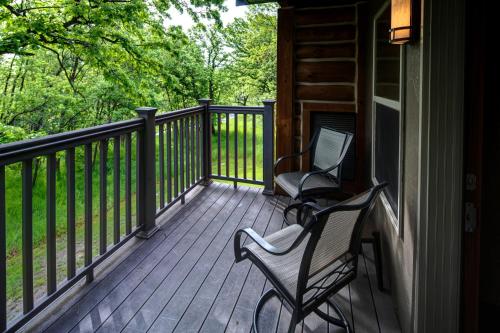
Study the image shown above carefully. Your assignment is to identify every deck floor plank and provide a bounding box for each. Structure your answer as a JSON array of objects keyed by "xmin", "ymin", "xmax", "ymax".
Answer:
[
  {"xmin": 91, "ymin": 185, "xmax": 246, "ymax": 332},
  {"xmin": 129, "ymin": 187, "xmax": 262, "ymax": 332},
  {"xmin": 28, "ymin": 185, "xmax": 401, "ymax": 333},
  {"xmin": 41, "ymin": 183, "xmax": 223, "ymax": 333},
  {"xmin": 169, "ymin": 194, "xmax": 283, "ymax": 333},
  {"xmin": 65, "ymin": 183, "xmax": 231, "ymax": 332},
  {"xmin": 197, "ymin": 196, "xmax": 289, "ymax": 333}
]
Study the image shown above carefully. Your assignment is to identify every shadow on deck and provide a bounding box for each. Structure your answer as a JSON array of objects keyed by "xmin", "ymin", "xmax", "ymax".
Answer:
[{"xmin": 23, "ymin": 183, "xmax": 401, "ymax": 333}]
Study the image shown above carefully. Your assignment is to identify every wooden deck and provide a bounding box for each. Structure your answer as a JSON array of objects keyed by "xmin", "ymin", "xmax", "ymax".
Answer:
[{"xmin": 24, "ymin": 183, "xmax": 401, "ymax": 333}]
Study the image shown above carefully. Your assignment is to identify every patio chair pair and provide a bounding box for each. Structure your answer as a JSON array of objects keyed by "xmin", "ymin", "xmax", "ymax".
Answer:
[
  {"xmin": 233, "ymin": 127, "xmax": 386, "ymax": 332},
  {"xmin": 234, "ymin": 182, "xmax": 387, "ymax": 332}
]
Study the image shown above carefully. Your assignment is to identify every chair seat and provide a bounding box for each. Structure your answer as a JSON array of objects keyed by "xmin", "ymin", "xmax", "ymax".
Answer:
[
  {"xmin": 275, "ymin": 171, "xmax": 339, "ymax": 199},
  {"xmin": 245, "ymin": 224, "xmax": 307, "ymax": 299},
  {"xmin": 245, "ymin": 224, "xmax": 347, "ymax": 302}
]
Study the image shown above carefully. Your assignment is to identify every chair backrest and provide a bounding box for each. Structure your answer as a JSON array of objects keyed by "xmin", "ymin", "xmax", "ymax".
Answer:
[
  {"xmin": 311, "ymin": 127, "xmax": 353, "ymax": 180},
  {"xmin": 303, "ymin": 183, "xmax": 387, "ymax": 279}
]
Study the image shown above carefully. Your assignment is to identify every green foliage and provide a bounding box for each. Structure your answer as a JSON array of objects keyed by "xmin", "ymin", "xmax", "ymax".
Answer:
[
  {"xmin": 0, "ymin": 1, "xmax": 277, "ymax": 317},
  {"xmin": 225, "ymin": 4, "xmax": 278, "ymax": 105}
]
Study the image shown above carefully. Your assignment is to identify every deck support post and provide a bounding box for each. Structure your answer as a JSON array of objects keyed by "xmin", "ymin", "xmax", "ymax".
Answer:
[
  {"xmin": 263, "ymin": 100, "xmax": 276, "ymax": 195},
  {"xmin": 199, "ymin": 98, "xmax": 213, "ymax": 186},
  {"xmin": 136, "ymin": 107, "xmax": 159, "ymax": 239}
]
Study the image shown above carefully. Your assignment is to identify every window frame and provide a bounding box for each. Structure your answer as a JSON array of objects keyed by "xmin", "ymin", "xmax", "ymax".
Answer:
[{"xmin": 371, "ymin": 1, "xmax": 405, "ymax": 234}]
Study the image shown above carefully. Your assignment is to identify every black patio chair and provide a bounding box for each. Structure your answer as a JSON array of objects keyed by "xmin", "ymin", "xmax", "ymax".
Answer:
[
  {"xmin": 234, "ymin": 183, "xmax": 387, "ymax": 333},
  {"xmin": 274, "ymin": 126, "xmax": 354, "ymax": 225}
]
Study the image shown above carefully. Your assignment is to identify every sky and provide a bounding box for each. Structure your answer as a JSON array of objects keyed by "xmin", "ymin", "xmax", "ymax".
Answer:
[{"xmin": 165, "ymin": 0, "xmax": 248, "ymax": 31}]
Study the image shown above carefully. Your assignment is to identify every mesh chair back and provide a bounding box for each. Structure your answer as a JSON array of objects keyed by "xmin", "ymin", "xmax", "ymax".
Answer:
[
  {"xmin": 312, "ymin": 127, "xmax": 351, "ymax": 180},
  {"xmin": 307, "ymin": 190, "xmax": 374, "ymax": 278}
]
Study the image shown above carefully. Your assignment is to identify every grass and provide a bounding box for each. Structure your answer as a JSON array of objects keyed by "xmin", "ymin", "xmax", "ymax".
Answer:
[
  {"xmin": 209, "ymin": 113, "xmax": 264, "ymax": 181},
  {"xmin": 2, "ymin": 117, "xmax": 264, "ymax": 321}
]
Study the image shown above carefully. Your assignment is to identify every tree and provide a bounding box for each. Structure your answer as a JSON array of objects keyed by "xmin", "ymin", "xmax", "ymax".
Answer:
[{"xmin": 225, "ymin": 3, "xmax": 277, "ymax": 105}]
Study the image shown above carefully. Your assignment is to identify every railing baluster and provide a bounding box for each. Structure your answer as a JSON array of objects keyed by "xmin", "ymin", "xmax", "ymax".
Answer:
[
  {"xmin": 46, "ymin": 153, "xmax": 57, "ymax": 296},
  {"xmin": 174, "ymin": 120, "xmax": 179, "ymax": 198},
  {"xmin": 113, "ymin": 137, "xmax": 120, "ymax": 245},
  {"xmin": 1, "ymin": 165, "xmax": 6, "ymax": 332},
  {"xmin": 180, "ymin": 118, "xmax": 185, "ymax": 201},
  {"xmin": 84, "ymin": 144, "xmax": 94, "ymax": 282},
  {"xmin": 185, "ymin": 117, "xmax": 190, "ymax": 189},
  {"xmin": 99, "ymin": 140, "xmax": 108, "ymax": 255},
  {"xmin": 226, "ymin": 113, "xmax": 230, "ymax": 177},
  {"xmin": 166, "ymin": 122, "xmax": 172, "ymax": 203},
  {"xmin": 243, "ymin": 114, "xmax": 247, "ymax": 180},
  {"xmin": 252, "ymin": 114, "xmax": 257, "ymax": 181},
  {"xmin": 22, "ymin": 159, "xmax": 34, "ymax": 313},
  {"xmin": 217, "ymin": 113, "xmax": 221, "ymax": 176},
  {"xmin": 125, "ymin": 133, "xmax": 132, "ymax": 235},
  {"xmin": 66, "ymin": 148, "xmax": 76, "ymax": 279},
  {"xmin": 234, "ymin": 113, "xmax": 238, "ymax": 188},
  {"xmin": 191, "ymin": 116, "xmax": 195, "ymax": 185},
  {"xmin": 159, "ymin": 124, "xmax": 165, "ymax": 209},
  {"xmin": 196, "ymin": 115, "xmax": 200, "ymax": 181},
  {"xmin": 135, "ymin": 133, "xmax": 140, "ymax": 228}
]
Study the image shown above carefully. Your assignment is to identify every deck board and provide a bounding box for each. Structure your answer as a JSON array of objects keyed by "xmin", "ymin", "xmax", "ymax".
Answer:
[{"xmin": 30, "ymin": 185, "xmax": 400, "ymax": 333}]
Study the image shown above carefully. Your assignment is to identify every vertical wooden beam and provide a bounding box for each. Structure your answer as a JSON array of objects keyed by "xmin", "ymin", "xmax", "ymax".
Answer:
[
  {"xmin": 276, "ymin": 6, "xmax": 295, "ymax": 175},
  {"xmin": 355, "ymin": 2, "xmax": 368, "ymax": 193}
]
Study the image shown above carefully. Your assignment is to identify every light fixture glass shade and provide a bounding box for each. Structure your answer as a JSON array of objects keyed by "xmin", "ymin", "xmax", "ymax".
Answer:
[{"xmin": 390, "ymin": 0, "xmax": 413, "ymax": 44}]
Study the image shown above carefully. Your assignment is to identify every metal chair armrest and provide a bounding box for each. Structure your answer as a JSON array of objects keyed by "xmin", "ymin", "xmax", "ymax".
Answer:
[
  {"xmin": 234, "ymin": 227, "xmax": 308, "ymax": 262},
  {"xmin": 274, "ymin": 150, "xmax": 308, "ymax": 176},
  {"xmin": 274, "ymin": 134, "xmax": 318, "ymax": 176}
]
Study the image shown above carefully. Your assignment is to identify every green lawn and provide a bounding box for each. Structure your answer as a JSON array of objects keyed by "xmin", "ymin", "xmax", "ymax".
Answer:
[
  {"xmin": 210, "ymin": 113, "xmax": 264, "ymax": 182},
  {"xmin": 2, "ymin": 118, "xmax": 264, "ymax": 320}
]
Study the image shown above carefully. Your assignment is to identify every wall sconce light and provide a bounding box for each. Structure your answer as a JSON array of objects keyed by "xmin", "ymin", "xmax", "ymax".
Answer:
[{"xmin": 390, "ymin": 0, "xmax": 417, "ymax": 44}]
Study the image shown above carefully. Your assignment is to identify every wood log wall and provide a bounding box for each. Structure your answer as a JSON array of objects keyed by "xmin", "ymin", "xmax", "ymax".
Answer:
[{"xmin": 276, "ymin": 0, "xmax": 367, "ymax": 193}]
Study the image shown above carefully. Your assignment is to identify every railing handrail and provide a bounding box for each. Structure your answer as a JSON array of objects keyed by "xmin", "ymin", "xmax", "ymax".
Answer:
[
  {"xmin": 208, "ymin": 105, "xmax": 265, "ymax": 114},
  {"xmin": 155, "ymin": 106, "xmax": 205, "ymax": 124},
  {"xmin": 0, "ymin": 118, "xmax": 143, "ymax": 166}
]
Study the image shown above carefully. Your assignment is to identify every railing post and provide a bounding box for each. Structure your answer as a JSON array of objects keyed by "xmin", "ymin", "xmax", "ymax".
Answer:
[
  {"xmin": 262, "ymin": 100, "xmax": 276, "ymax": 195},
  {"xmin": 136, "ymin": 107, "xmax": 159, "ymax": 239},
  {"xmin": 199, "ymin": 99, "xmax": 212, "ymax": 185}
]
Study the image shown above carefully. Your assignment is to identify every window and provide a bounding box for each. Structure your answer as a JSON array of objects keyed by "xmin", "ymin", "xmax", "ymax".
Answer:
[{"xmin": 372, "ymin": 2, "xmax": 404, "ymax": 231}]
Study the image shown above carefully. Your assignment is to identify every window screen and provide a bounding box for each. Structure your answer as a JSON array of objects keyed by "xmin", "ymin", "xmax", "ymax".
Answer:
[{"xmin": 374, "ymin": 103, "xmax": 400, "ymax": 216}]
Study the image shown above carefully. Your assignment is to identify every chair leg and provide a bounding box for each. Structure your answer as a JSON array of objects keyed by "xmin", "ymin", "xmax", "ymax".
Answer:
[
  {"xmin": 372, "ymin": 231, "xmax": 384, "ymax": 291},
  {"xmin": 288, "ymin": 309, "xmax": 299, "ymax": 333},
  {"xmin": 253, "ymin": 289, "xmax": 281, "ymax": 333},
  {"xmin": 311, "ymin": 299, "xmax": 352, "ymax": 332}
]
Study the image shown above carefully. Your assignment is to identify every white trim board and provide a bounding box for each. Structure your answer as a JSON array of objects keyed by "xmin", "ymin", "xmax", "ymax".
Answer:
[
  {"xmin": 370, "ymin": 1, "xmax": 405, "ymax": 236},
  {"xmin": 413, "ymin": 0, "xmax": 465, "ymax": 331}
]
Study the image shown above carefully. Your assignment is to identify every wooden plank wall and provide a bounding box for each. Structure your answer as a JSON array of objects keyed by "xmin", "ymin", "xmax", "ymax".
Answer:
[{"xmin": 276, "ymin": 0, "xmax": 366, "ymax": 193}]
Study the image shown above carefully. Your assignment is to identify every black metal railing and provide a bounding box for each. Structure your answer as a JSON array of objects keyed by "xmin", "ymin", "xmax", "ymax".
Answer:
[
  {"xmin": 154, "ymin": 105, "xmax": 206, "ymax": 217},
  {"xmin": 0, "ymin": 99, "xmax": 274, "ymax": 333},
  {"xmin": 206, "ymin": 100, "xmax": 274, "ymax": 194},
  {"xmin": 0, "ymin": 118, "xmax": 144, "ymax": 332}
]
